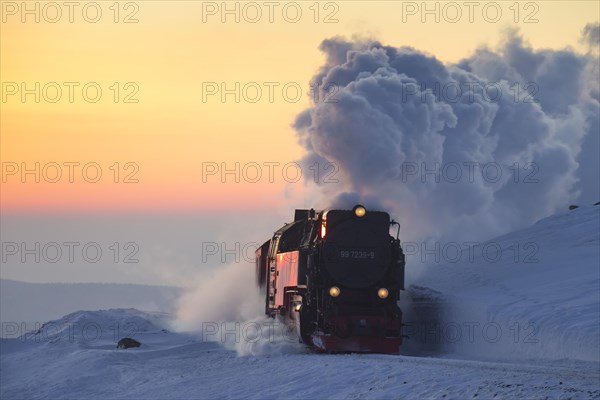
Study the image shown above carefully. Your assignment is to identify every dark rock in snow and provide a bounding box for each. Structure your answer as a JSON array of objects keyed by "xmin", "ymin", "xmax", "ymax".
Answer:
[
  {"xmin": 569, "ymin": 205, "xmax": 579, "ymax": 210},
  {"xmin": 117, "ymin": 337, "xmax": 141, "ymax": 349}
]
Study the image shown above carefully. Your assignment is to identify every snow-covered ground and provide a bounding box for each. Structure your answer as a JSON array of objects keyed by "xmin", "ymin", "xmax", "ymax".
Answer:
[
  {"xmin": 1, "ymin": 206, "xmax": 599, "ymax": 399},
  {"xmin": 2, "ymin": 309, "xmax": 598, "ymax": 399}
]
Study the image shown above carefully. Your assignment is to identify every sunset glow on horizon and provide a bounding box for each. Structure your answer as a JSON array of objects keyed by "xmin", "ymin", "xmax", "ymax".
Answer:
[{"xmin": 2, "ymin": 1, "xmax": 598, "ymax": 214}]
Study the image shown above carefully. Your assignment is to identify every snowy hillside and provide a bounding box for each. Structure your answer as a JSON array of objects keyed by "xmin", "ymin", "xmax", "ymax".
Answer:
[
  {"xmin": 1, "ymin": 206, "xmax": 599, "ymax": 399},
  {"xmin": 407, "ymin": 204, "xmax": 600, "ymax": 362}
]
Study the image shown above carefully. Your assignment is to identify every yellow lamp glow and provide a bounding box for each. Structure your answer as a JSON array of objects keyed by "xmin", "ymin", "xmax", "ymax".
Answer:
[
  {"xmin": 354, "ymin": 205, "xmax": 366, "ymax": 217},
  {"xmin": 329, "ymin": 286, "xmax": 341, "ymax": 297}
]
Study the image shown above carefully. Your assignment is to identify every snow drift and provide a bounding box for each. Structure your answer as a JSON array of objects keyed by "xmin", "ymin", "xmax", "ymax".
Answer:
[{"xmin": 409, "ymin": 205, "xmax": 600, "ymax": 362}]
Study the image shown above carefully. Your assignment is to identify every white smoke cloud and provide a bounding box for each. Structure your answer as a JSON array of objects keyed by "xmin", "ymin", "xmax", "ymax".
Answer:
[
  {"xmin": 582, "ymin": 23, "xmax": 600, "ymax": 49},
  {"xmin": 175, "ymin": 263, "xmax": 306, "ymax": 356},
  {"xmin": 231, "ymin": 315, "xmax": 308, "ymax": 356},
  {"xmin": 175, "ymin": 262, "xmax": 261, "ymax": 331},
  {"xmin": 294, "ymin": 30, "xmax": 599, "ymax": 242}
]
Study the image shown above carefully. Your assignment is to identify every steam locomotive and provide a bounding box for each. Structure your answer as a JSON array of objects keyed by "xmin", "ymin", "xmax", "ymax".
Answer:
[{"xmin": 255, "ymin": 205, "xmax": 406, "ymax": 353}]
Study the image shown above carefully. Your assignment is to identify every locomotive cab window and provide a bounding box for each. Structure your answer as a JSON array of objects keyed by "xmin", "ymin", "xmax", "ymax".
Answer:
[{"xmin": 269, "ymin": 235, "xmax": 280, "ymax": 260}]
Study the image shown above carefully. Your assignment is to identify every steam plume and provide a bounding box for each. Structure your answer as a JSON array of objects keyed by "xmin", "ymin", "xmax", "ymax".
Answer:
[{"xmin": 294, "ymin": 29, "xmax": 599, "ymax": 241}]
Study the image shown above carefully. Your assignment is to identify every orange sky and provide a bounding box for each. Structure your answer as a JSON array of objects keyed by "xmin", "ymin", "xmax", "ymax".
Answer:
[{"xmin": 2, "ymin": 0, "xmax": 598, "ymax": 213}]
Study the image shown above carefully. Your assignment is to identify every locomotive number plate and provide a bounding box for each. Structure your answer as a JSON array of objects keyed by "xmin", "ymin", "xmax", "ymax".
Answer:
[{"xmin": 339, "ymin": 249, "xmax": 376, "ymax": 259}]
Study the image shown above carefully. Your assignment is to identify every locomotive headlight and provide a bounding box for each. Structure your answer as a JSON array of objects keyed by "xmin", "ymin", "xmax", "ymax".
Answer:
[
  {"xmin": 377, "ymin": 288, "xmax": 389, "ymax": 299},
  {"xmin": 354, "ymin": 205, "xmax": 366, "ymax": 217},
  {"xmin": 329, "ymin": 286, "xmax": 341, "ymax": 297}
]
